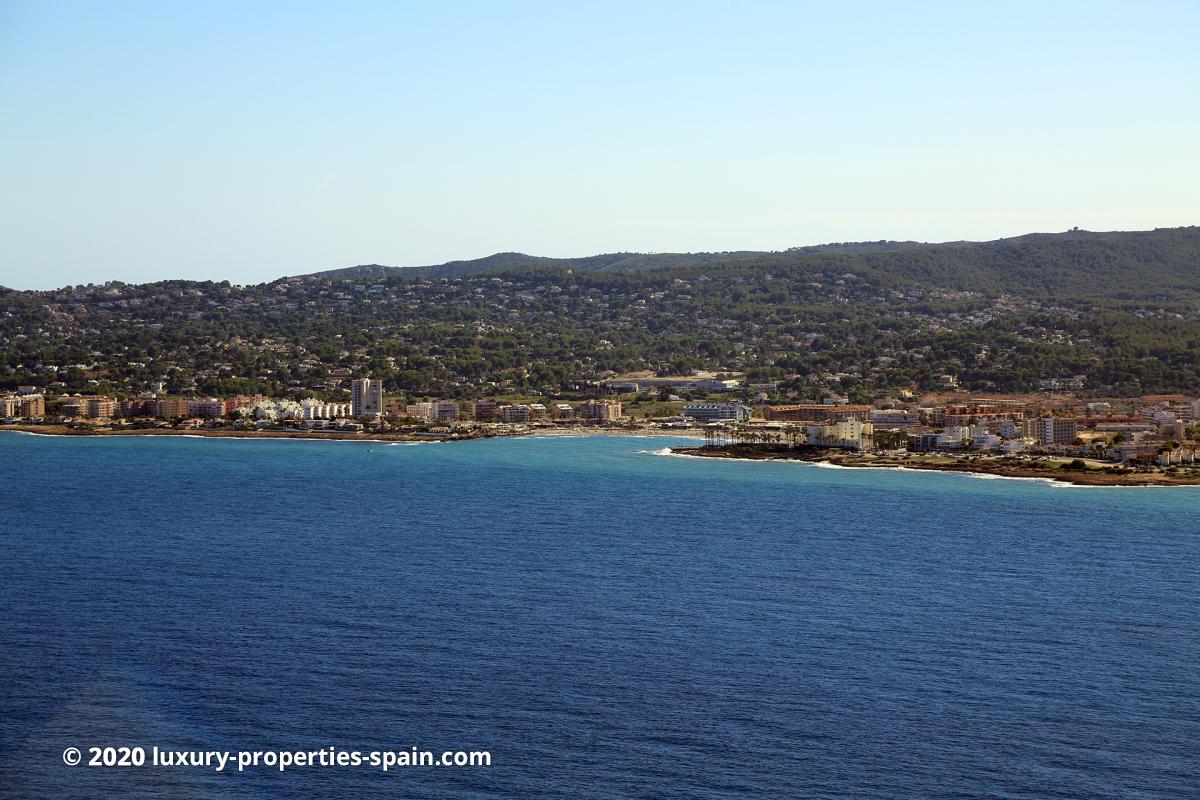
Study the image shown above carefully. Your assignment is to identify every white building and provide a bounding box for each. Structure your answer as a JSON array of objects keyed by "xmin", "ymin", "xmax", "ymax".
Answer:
[
  {"xmin": 1000, "ymin": 438, "xmax": 1034, "ymax": 454},
  {"xmin": 683, "ymin": 403, "xmax": 751, "ymax": 423},
  {"xmin": 351, "ymin": 378, "xmax": 384, "ymax": 420},
  {"xmin": 805, "ymin": 418, "xmax": 874, "ymax": 450},
  {"xmin": 407, "ymin": 402, "xmax": 436, "ymax": 421},
  {"xmin": 972, "ymin": 433, "xmax": 1003, "ymax": 450},
  {"xmin": 690, "ymin": 378, "xmax": 741, "ymax": 391},
  {"xmin": 937, "ymin": 425, "xmax": 973, "ymax": 449},
  {"xmin": 301, "ymin": 399, "xmax": 351, "ymax": 420}
]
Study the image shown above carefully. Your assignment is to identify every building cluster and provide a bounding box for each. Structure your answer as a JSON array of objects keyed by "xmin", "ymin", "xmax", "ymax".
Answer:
[
  {"xmin": 732, "ymin": 395, "xmax": 1200, "ymax": 463},
  {"xmin": 7, "ymin": 367, "xmax": 1200, "ymax": 468},
  {"xmin": 1, "ymin": 389, "xmax": 45, "ymax": 419},
  {"xmin": 4, "ymin": 377, "xmax": 629, "ymax": 432}
]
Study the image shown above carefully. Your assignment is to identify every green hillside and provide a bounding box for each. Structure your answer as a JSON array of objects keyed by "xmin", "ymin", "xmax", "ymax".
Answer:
[{"xmin": 302, "ymin": 227, "xmax": 1200, "ymax": 301}]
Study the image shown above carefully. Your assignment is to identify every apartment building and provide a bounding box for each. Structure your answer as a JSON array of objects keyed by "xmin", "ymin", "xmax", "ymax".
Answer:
[
  {"xmin": 682, "ymin": 403, "xmax": 751, "ymax": 423},
  {"xmin": 578, "ymin": 399, "xmax": 622, "ymax": 421},
  {"xmin": 434, "ymin": 400, "xmax": 460, "ymax": 421},
  {"xmin": 1035, "ymin": 416, "xmax": 1079, "ymax": 446},
  {"xmin": 473, "ymin": 400, "xmax": 499, "ymax": 422},
  {"xmin": 805, "ymin": 418, "xmax": 874, "ymax": 451},
  {"xmin": 498, "ymin": 404, "xmax": 531, "ymax": 423},
  {"xmin": 763, "ymin": 404, "xmax": 873, "ymax": 422},
  {"xmin": 1, "ymin": 393, "xmax": 45, "ymax": 418},
  {"xmin": 351, "ymin": 378, "xmax": 384, "ymax": 420}
]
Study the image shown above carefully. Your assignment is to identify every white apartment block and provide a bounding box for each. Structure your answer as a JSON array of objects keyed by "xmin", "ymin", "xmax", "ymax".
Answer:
[{"xmin": 351, "ymin": 378, "xmax": 384, "ymax": 420}]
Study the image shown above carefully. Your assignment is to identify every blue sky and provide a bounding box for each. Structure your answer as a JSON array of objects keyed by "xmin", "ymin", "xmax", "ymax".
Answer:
[{"xmin": 1, "ymin": 1, "xmax": 1197, "ymax": 289}]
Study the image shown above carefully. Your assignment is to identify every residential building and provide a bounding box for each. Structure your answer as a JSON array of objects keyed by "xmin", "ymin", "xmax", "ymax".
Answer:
[
  {"xmin": 1, "ymin": 393, "xmax": 45, "ymax": 418},
  {"xmin": 383, "ymin": 397, "xmax": 408, "ymax": 418},
  {"xmin": 118, "ymin": 398, "xmax": 152, "ymax": 418},
  {"xmin": 351, "ymin": 378, "xmax": 383, "ymax": 420},
  {"xmin": 682, "ymin": 402, "xmax": 752, "ymax": 423},
  {"xmin": 869, "ymin": 409, "xmax": 921, "ymax": 429},
  {"xmin": 302, "ymin": 399, "xmax": 351, "ymax": 420},
  {"xmin": 805, "ymin": 418, "xmax": 874, "ymax": 450},
  {"xmin": 555, "ymin": 403, "xmax": 575, "ymax": 420},
  {"xmin": 87, "ymin": 397, "xmax": 116, "ymax": 419},
  {"xmin": 58, "ymin": 395, "xmax": 117, "ymax": 419},
  {"xmin": 763, "ymin": 404, "xmax": 873, "ymax": 422},
  {"xmin": 498, "ymin": 404, "xmax": 531, "ymax": 423},
  {"xmin": 578, "ymin": 399, "xmax": 622, "ymax": 421},
  {"xmin": 972, "ymin": 432, "xmax": 1003, "ymax": 450},
  {"xmin": 189, "ymin": 398, "xmax": 225, "ymax": 418},
  {"xmin": 148, "ymin": 396, "xmax": 190, "ymax": 418},
  {"xmin": 473, "ymin": 400, "xmax": 499, "ymax": 422},
  {"xmin": 937, "ymin": 425, "xmax": 973, "ymax": 449},
  {"xmin": 407, "ymin": 402, "xmax": 436, "ymax": 421},
  {"xmin": 1036, "ymin": 416, "xmax": 1078, "ymax": 446},
  {"xmin": 690, "ymin": 378, "xmax": 741, "ymax": 391},
  {"xmin": 433, "ymin": 400, "xmax": 460, "ymax": 421}
]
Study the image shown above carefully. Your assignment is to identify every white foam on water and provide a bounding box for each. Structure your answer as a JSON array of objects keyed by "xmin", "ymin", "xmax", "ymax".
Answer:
[{"xmin": 637, "ymin": 447, "xmax": 683, "ymax": 457}]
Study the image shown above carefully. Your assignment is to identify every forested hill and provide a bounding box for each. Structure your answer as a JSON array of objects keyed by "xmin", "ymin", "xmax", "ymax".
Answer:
[
  {"xmin": 7, "ymin": 225, "xmax": 1200, "ymax": 400},
  {"xmin": 303, "ymin": 226, "xmax": 1200, "ymax": 301}
]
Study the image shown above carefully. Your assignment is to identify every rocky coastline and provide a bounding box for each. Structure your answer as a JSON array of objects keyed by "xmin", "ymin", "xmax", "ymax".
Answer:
[{"xmin": 672, "ymin": 444, "xmax": 1200, "ymax": 487}]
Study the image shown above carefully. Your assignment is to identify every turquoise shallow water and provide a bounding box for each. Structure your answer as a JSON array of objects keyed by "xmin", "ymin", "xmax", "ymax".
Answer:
[{"xmin": 1, "ymin": 432, "xmax": 1198, "ymax": 799}]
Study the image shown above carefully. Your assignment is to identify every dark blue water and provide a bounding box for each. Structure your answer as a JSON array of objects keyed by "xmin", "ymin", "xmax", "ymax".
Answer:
[{"xmin": 1, "ymin": 432, "xmax": 1197, "ymax": 799}]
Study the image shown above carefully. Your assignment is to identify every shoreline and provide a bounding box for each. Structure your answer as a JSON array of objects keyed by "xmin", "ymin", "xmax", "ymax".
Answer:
[
  {"xmin": 672, "ymin": 444, "xmax": 1200, "ymax": 487},
  {"xmin": 0, "ymin": 423, "xmax": 705, "ymax": 444}
]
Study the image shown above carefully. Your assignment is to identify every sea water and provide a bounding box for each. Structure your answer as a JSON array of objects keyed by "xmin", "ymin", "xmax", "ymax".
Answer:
[{"xmin": 1, "ymin": 432, "xmax": 1197, "ymax": 798}]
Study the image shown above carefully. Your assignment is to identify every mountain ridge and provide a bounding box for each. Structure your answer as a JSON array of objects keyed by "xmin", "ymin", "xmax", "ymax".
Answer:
[{"xmin": 292, "ymin": 226, "xmax": 1200, "ymax": 296}]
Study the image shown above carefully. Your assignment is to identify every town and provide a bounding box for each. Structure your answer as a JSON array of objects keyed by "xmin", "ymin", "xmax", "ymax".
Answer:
[{"xmin": 5, "ymin": 372, "xmax": 1200, "ymax": 472}]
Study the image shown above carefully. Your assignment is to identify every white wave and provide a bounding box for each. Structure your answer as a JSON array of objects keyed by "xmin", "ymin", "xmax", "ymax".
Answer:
[{"xmin": 637, "ymin": 447, "xmax": 681, "ymax": 457}]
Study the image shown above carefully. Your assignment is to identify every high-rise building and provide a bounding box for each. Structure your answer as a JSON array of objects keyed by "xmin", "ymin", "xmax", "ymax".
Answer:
[
  {"xmin": 1035, "ymin": 416, "xmax": 1078, "ymax": 446},
  {"xmin": 351, "ymin": 378, "xmax": 384, "ymax": 420},
  {"xmin": 407, "ymin": 402, "xmax": 436, "ymax": 421},
  {"xmin": 498, "ymin": 404, "xmax": 531, "ymax": 423},
  {"xmin": 805, "ymin": 418, "xmax": 875, "ymax": 451},
  {"xmin": 154, "ymin": 396, "xmax": 192, "ymax": 418},
  {"xmin": 472, "ymin": 400, "xmax": 499, "ymax": 422},
  {"xmin": 2, "ymin": 393, "xmax": 45, "ymax": 418},
  {"xmin": 578, "ymin": 399, "xmax": 623, "ymax": 421},
  {"xmin": 433, "ymin": 400, "xmax": 460, "ymax": 421}
]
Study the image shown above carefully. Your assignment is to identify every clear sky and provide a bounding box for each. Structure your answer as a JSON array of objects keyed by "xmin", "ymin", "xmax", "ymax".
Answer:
[{"xmin": 1, "ymin": 1, "xmax": 1197, "ymax": 289}]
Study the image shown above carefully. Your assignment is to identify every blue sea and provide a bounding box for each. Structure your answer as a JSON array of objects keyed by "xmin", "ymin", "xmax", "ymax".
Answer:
[{"xmin": 1, "ymin": 432, "xmax": 1197, "ymax": 799}]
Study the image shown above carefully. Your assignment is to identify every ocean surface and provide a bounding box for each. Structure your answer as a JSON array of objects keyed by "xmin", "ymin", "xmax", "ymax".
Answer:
[{"xmin": 1, "ymin": 432, "xmax": 1197, "ymax": 799}]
